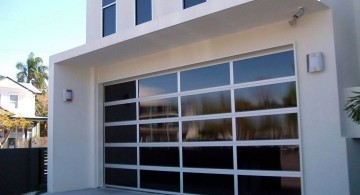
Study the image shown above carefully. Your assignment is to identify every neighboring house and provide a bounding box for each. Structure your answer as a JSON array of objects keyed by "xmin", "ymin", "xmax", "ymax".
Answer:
[
  {"xmin": 49, "ymin": 0, "xmax": 360, "ymax": 194},
  {"xmin": 0, "ymin": 76, "xmax": 45, "ymax": 139}
]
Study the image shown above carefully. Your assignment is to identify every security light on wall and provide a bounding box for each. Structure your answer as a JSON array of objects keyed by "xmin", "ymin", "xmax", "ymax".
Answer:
[
  {"xmin": 63, "ymin": 89, "xmax": 73, "ymax": 102},
  {"xmin": 307, "ymin": 52, "xmax": 325, "ymax": 73},
  {"xmin": 289, "ymin": 7, "xmax": 305, "ymax": 26}
]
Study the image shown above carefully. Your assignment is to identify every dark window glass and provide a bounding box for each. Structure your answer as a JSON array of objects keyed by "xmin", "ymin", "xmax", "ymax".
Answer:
[
  {"xmin": 182, "ymin": 91, "xmax": 231, "ymax": 116},
  {"xmin": 184, "ymin": 173, "xmax": 234, "ymax": 194},
  {"xmin": 183, "ymin": 147, "xmax": 233, "ymax": 169},
  {"xmin": 105, "ymin": 81, "xmax": 136, "ymax": 102},
  {"xmin": 235, "ymin": 82, "xmax": 297, "ymax": 112},
  {"xmin": 140, "ymin": 123, "xmax": 179, "ymax": 142},
  {"xmin": 105, "ymin": 125, "xmax": 137, "ymax": 143},
  {"xmin": 103, "ymin": 4, "xmax": 116, "ymax": 37},
  {"xmin": 139, "ymin": 73, "xmax": 177, "ymax": 97},
  {"xmin": 183, "ymin": 0, "xmax": 206, "ymax": 9},
  {"xmin": 182, "ymin": 119, "xmax": 232, "ymax": 142},
  {"xmin": 141, "ymin": 170, "xmax": 180, "ymax": 192},
  {"xmin": 105, "ymin": 168, "xmax": 137, "ymax": 187},
  {"xmin": 136, "ymin": 0, "xmax": 152, "ymax": 25},
  {"xmin": 139, "ymin": 98, "xmax": 178, "ymax": 119},
  {"xmin": 105, "ymin": 103, "xmax": 136, "ymax": 122},
  {"xmin": 105, "ymin": 147, "xmax": 137, "ymax": 165},
  {"xmin": 103, "ymin": 0, "xmax": 115, "ymax": 7},
  {"xmin": 234, "ymin": 51, "xmax": 295, "ymax": 84},
  {"xmin": 140, "ymin": 147, "xmax": 179, "ymax": 167},
  {"xmin": 238, "ymin": 176, "xmax": 301, "ymax": 195},
  {"xmin": 237, "ymin": 146, "xmax": 300, "ymax": 171},
  {"xmin": 237, "ymin": 114, "xmax": 298, "ymax": 140},
  {"xmin": 181, "ymin": 63, "xmax": 229, "ymax": 91}
]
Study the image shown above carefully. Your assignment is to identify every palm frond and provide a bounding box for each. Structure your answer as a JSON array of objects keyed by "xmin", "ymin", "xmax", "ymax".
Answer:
[{"xmin": 345, "ymin": 91, "xmax": 360, "ymax": 124}]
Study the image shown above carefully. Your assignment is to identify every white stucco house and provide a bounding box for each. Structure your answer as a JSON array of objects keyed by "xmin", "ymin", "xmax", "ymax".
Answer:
[{"xmin": 49, "ymin": 0, "xmax": 360, "ymax": 194}]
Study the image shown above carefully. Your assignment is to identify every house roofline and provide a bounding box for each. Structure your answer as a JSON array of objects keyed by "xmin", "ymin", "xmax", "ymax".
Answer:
[{"xmin": 0, "ymin": 77, "xmax": 41, "ymax": 94}]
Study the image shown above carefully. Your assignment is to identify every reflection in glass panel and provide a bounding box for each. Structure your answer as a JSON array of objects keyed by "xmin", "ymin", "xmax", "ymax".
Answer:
[
  {"xmin": 141, "ymin": 170, "xmax": 180, "ymax": 192},
  {"xmin": 105, "ymin": 125, "xmax": 137, "ymax": 143},
  {"xmin": 181, "ymin": 63, "xmax": 230, "ymax": 91},
  {"xmin": 237, "ymin": 114, "xmax": 298, "ymax": 140},
  {"xmin": 182, "ymin": 91, "xmax": 231, "ymax": 116},
  {"xmin": 183, "ymin": 0, "xmax": 207, "ymax": 9},
  {"xmin": 238, "ymin": 176, "xmax": 301, "ymax": 195},
  {"xmin": 183, "ymin": 147, "xmax": 233, "ymax": 169},
  {"xmin": 237, "ymin": 146, "xmax": 300, "ymax": 171},
  {"xmin": 139, "ymin": 73, "xmax": 177, "ymax": 97},
  {"xmin": 182, "ymin": 119, "xmax": 232, "ymax": 141},
  {"xmin": 105, "ymin": 103, "xmax": 136, "ymax": 122},
  {"xmin": 103, "ymin": 5, "xmax": 116, "ymax": 37},
  {"xmin": 136, "ymin": 0, "xmax": 152, "ymax": 25},
  {"xmin": 103, "ymin": 0, "xmax": 115, "ymax": 7},
  {"xmin": 105, "ymin": 168, "xmax": 137, "ymax": 187},
  {"xmin": 139, "ymin": 98, "xmax": 178, "ymax": 119},
  {"xmin": 140, "ymin": 147, "xmax": 179, "ymax": 167},
  {"xmin": 234, "ymin": 51, "xmax": 295, "ymax": 84},
  {"xmin": 235, "ymin": 82, "xmax": 297, "ymax": 112},
  {"xmin": 140, "ymin": 123, "xmax": 179, "ymax": 142},
  {"xmin": 184, "ymin": 173, "xmax": 234, "ymax": 194},
  {"xmin": 105, "ymin": 81, "xmax": 136, "ymax": 102},
  {"xmin": 105, "ymin": 147, "xmax": 137, "ymax": 165}
]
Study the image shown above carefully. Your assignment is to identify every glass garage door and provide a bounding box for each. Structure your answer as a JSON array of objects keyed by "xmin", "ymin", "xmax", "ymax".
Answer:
[{"xmin": 103, "ymin": 50, "xmax": 302, "ymax": 195}]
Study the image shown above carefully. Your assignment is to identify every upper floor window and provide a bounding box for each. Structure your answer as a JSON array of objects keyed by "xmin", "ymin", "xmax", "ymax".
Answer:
[
  {"xmin": 102, "ymin": 0, "xmax": 116, "ymax": 37},
  {"xmin": 136, "ymin": 0, "xmax": 152, "ymax": 25},
  {"xmin": 183, "ymin": 0, "xmax": 206, "ymax": 9},
  {"xmin": 9, "ymin": 95, "xmax": 18, "ymax": 109}
]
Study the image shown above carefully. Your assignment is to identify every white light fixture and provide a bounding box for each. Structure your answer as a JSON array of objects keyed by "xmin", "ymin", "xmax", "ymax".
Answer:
[
  {"xmin": 289, "ymin": 7, "xmax": 305, "ymax": 26},
  {"xmin": 63, "ymin": 89, "xmax": 73, "ymax": 102},
  {"xmin": 307, "ymin": 52, "xmax": 325, "ymax": 73}
]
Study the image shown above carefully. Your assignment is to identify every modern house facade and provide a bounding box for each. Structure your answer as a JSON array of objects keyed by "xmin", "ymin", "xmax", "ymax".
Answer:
[{"xmin": 49, "ymin": 0, "xmax": 360, "ymax": 194}]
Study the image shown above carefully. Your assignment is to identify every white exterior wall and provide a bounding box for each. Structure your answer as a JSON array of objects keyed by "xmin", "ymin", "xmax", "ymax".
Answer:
[
  {"xmin": 48, "ymin": 64, "xmax": 96, "ymax": 192},
  {"xmin": 0, "ymin": 79, "xmax": 36, "ymax": 117}
]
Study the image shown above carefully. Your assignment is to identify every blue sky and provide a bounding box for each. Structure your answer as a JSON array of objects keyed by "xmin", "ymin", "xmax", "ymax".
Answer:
[{"xmin": 0, "ymin": 0, "xmax": 86, "ymax": 79}]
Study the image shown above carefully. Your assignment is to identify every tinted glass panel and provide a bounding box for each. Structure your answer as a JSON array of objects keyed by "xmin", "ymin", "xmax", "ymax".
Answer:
[
  {"xmin": 184, "ymin": 173, "xmax": 234, "ymax": 194},
  {"xmin": 183, "ymin": 147, "xmax": 233, "ymax": 169},
  {"xmin": 235, "ymin": 82, "xmax": 297, "ymax": 112},
  {"xmin": 105, "ymin": 81, "xmax": 136, "ymax": 102},
  {"xmin": 183, "ymin": 0, "xmax": 206, "ymax": 9},
  {"xmin": 105, "ymin": 103, "xmax": 136, "ymax": 123},
  {"xmin": 234, "ymin": 51, "xmax": 295, "ymax": 84},
  {"xmin": 181, "ymin": 63, "xmax": 229, "ymax": 91},
  {"xmin": 103, "ymin": 0, "xmax": 115, "ymax": 6},
  {"xmin": 105, "ymin": 147, "xmax": 137, "ymax": 165},
  {"xmin": 139, "ymin": 98, "xmax": 178, "ymax": 119},
  {"xmin": 238, "ymin": 176, "xmax": 301, "ymax": 195},
  {"xmin": 103, "ymin": 5, "xmax": 116, "ymax": 37},
  {"xmin": 136, "ymin": 0, "xmax": 152, "ymax": 25},
  {"xmin": 182, "ymin": 119, "xmax": 232, "ymax": 142},
  {"xmin": 141, "ymin": 170, "xmax": 180, "ymax": 192},
  {"xmin": 139, "ymin": 73, "xmax": 177, "ymax": 97},
  {"xmin": 237, "ymin": 114, "xmax": 298, "ymax": 140},
  {"xmin": 140, "ymin": 147, "xmax": 179, "ymax": 167},
  {"xmin": 237, "ymin": 146, "xmax": 300, "ymax": 171},
  {"xmin": 140, "ymin": 123, "xmax": 178, "ymax": 142},
  {"xmin": 182, "ymin": 91, "xmax": 231, "ymax": 116},
  {"xmin": 105, "ymin": 168, "xmax": 137, "ymax": 187},
  {"xmin": 105, "ymin": 125, "xmax": 137, "ymax": 143}
]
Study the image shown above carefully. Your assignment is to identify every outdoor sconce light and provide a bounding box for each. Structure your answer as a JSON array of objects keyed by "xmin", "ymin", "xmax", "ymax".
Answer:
[
  {"xmin": 63, "ymin": 89, "xmax": 73, "ymax": 102},
  {"xmin": 307, "ymin": 52, "xmax": 325, "ymax": 73}
]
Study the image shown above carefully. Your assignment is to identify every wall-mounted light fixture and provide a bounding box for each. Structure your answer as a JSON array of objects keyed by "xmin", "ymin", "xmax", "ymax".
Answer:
[
  {"xmin": 289, "ymin": 7, "xmax": 305, "ymax": 26},
  {"xmin": 63, "ymin": 89, "xmax": 73, "ymax": 102},
  {"xmin": 307, "ymin": 52, "xmax": 325, "ymax": 73}
]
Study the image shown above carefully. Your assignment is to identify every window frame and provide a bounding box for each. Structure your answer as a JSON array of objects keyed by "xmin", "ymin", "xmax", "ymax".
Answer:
[
  {"xmin": 183, "ymin": 0, "xmax": 207, "ymax": 9},
  {"xmin": 9, "ymin": 94, "xmax": 19, "ymax": 109},
  {"xmin": 135, "ymin": 0, "xmax": 153, "ymax": 25},
  {"xmin": 102, "ymin": 0, "xmax": 116, "ymax": 37}
]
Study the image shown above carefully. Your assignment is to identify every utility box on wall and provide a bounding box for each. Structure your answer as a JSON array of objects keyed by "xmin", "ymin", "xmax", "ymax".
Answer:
[{"xmin": 342, "ymin": 87, "xmax": 360, "ymax": 138}]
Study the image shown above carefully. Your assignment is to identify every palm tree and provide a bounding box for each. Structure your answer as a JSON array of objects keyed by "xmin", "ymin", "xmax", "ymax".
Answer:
[{"xmin": 16, "ymin": 52, "xmax": 48, "ymax": 91}]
